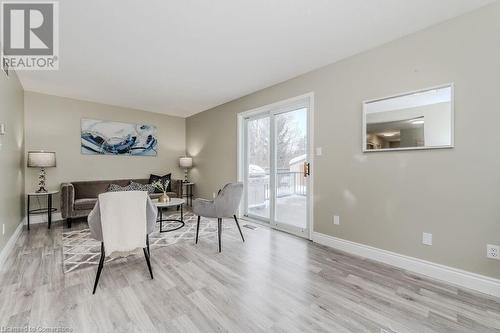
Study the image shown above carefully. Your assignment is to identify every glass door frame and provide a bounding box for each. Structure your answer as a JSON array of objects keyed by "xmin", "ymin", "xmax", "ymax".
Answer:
[{"xmin": 237, "ymin": 93, "xmax": 314, "ymax": 240}]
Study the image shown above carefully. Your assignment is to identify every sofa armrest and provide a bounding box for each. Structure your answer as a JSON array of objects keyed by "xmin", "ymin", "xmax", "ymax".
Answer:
[
  {"xmin": 170, "ymin": 179, "xmax": 183, "ymax": 198},
  {"xmin": 61, "ymin": 183, "xmax": 75, "ymax": 219}
]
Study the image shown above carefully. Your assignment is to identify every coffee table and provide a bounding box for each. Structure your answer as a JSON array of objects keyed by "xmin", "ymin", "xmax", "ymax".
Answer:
[{"xmin": 154, "ymin": 197, "xmax": 185, "ymax": 233}]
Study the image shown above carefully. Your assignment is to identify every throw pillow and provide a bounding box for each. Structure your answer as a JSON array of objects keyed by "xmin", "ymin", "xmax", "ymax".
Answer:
[
  {"xmin": 148, "ymin": 173, "xmax": 172, "ymax": 193},
  {"xmin": 107, "ymin": 183, "xmax": 133, "ymax": 192},
  {"xmin": 129, "ymin": 181, "xmax": 155, "ymax": 194}
]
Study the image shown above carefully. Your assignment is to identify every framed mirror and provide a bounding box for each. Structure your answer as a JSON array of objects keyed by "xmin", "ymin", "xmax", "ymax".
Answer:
[{"xmin": 363, "ymin": 84, "xmax": 454, "ymax": 152}]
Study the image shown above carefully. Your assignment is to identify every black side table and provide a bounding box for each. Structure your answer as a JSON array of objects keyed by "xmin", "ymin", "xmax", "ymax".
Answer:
[
  {"xmin": 27, "ymin": 191, "xmax": 59, "ymax": 230},
  {"xmin": 182, "ymin": 182, "xmax": 195, "ymax": 206}
]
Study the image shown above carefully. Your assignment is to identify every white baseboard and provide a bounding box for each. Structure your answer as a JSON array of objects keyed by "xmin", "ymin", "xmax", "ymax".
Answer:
[
  {"xmin": 23, "ymin": 212, "xmax": 63, "ymax": 226},
  {"xmin": 312, "ymin": 231, "xmax": 500, "ymax": 298},
  {"xmin": 0, "ymin": 220, "xmax": 24, "ymax": 268}
]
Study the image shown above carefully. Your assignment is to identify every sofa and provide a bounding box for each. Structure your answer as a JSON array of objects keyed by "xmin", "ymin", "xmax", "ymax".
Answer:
[{"xmin": 61, "ymin": 178, "xmax": 183, "ymax": 228}]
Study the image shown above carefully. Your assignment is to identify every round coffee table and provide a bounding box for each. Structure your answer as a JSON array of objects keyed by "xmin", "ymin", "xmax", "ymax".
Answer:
[{"xmin": 155, "ymin": 197, "xmax": 185, "ymax": 233}]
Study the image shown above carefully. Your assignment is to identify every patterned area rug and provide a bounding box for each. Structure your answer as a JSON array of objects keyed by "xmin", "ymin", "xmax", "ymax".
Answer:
[{"xmin": 62, "ymin": 211, "xmax": 228, "ymax": 273}]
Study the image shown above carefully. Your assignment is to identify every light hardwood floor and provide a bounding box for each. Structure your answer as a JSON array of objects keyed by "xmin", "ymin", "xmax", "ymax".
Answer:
[{"xmin": 1, "ymin": 215, "xmax": 500, "ymax": 333}]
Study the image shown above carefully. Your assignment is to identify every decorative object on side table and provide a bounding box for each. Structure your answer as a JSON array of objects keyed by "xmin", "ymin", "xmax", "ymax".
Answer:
[
  {"xmin": 152, "ymin": 179, "xmax": 170, "ymax": 203},
  {"xmin": 179, "ymin": 156, "xmax": 193, "ymax": 183},
  {"xmin": 27, "ymin": 151, "xmax": 56, "ymax": 193},
  {"xmin": 27, "ymin": 190, "xmax": 59, "ymax": 230}
]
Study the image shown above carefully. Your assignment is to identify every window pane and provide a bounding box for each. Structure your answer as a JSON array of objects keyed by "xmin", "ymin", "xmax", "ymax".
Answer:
[
  {"xmin": 274, "ymin": 108, "xmax": 307, "ymax": 229},
  {"xmin": 246, "ymin": 117, "xmax": 270, "ymax": 220}
]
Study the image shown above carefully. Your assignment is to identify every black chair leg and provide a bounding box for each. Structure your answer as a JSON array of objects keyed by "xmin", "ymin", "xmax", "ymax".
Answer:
[
  {"xmin": 144, "ymin": 234, "xmax": 153, "ymax": 279},
  {"xmin": 92, "ymin": 242, "xmax": 105, "ymax": 294},
  {"xmin": 218, "ymin": 218, "xmax": 222, "ymax": 253},
  {"xmin": 233, "ymin": 215, "xmax": 245, "ymax": 242},
  {"xmin": 143, "ymin": 248, "xmax": 153, "ymax": 279},
  {"xmin": 67, "ymin": 218, "xmax": 72, "ymax": 229},
  {"xmin": 195, "ymin": 215, "xmax": 201, "ymax": 244}
]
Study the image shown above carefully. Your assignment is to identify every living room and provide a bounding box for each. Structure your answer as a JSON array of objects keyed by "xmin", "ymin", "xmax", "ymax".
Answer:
[{"xmin": 1, "ymin": 1, "xmax": 500, "ymax": 332}]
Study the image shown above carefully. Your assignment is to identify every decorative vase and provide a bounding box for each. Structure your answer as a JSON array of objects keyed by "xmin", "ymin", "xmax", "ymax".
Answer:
[{"xmin": 159, "ymin": 192, "xmax": 169, "ymax": 203}]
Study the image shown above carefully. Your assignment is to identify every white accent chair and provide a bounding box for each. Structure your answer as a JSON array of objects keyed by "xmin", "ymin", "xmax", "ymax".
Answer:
[
  {"xmin": 192, "ymin": 182, "xmax": 244, "ymax": 252},
  {"xmin": 88, "ymin": 191, "xmax": 158, "ymax": 294}
]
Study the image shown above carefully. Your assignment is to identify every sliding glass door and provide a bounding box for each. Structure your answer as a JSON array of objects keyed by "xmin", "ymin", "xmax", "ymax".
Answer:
[{"xmin": 242, "ymin": 96, "xmax": 311, "ymax": 238}]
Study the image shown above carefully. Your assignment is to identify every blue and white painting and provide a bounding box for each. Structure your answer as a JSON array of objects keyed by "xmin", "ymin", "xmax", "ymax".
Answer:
[{"xmin": 81, "ymin": 119, "xmax": 158, "ymax": 156}]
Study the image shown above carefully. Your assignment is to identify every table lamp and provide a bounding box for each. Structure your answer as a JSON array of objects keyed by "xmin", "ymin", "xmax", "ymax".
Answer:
[
  {"xmin": 179, "ymin": 156, "xmax": 193, "ymax": 183},
  {"xmin": 27, "ymin": 151, "xmax": 56, "ymax": 193}
]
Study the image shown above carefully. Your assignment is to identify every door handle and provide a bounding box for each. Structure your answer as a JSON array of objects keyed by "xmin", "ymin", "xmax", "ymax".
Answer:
[{"xmin": 303, "ymin": 162, "xmax": 310, "ymax": 177}]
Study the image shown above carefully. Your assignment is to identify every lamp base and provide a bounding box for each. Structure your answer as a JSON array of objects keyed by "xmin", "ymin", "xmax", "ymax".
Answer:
[{"xmin": 36, "ymin": 168, "xmax": 47, "ymax": 193}]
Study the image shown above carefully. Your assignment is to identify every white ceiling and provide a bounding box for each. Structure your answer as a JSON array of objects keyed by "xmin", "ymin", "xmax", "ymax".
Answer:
[{"xmin": 17, "ymin": 0, "xmax": 495, "ymax": 118}]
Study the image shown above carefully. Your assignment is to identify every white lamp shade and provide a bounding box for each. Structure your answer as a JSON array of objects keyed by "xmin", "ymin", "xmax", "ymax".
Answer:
[
  {"xmin": 27, "ymin": 151, "xmax": 56, "ymax": 168},
  {"xmin": 179, "ymin": 157, "xmax": 193, "ymax": 168}
]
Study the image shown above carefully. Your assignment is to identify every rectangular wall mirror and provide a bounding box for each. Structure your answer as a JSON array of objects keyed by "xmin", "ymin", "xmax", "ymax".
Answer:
[{"xmin": 363, "ymin": 84, "xmax": 454, "ymax": 152}]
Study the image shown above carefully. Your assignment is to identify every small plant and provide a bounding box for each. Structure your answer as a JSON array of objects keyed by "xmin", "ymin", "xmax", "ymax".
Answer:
[
  {"xmin": 152, "ymin": 180, "xmax": 166, "ymax": 193},
  {"xmin": 152, "ymin": 179, "xmax": 170, "ymax": 203}
]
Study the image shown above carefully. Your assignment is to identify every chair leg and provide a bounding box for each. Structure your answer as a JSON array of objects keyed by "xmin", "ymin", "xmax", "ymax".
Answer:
[
  {"xmin": 218, "ymin": 218, "xmax": 222, "ymax": 253},
  {"xmin": 233, "ymin": 215, "xmax": 245, "ymax": 242},
  {"xmin": 92, "ymin": 242, "xmax": 105, "ymax": 294},
  {"xmin": 195, "ymin": 215, "xmax": 201, "ymax": 244},
  {"xmin": 143, "ymin": 248, "xmax": 154, "ymax": 279},
  {"xmin": 67, "ymin": 218, "xmax": 72, "ymax": 229},
  {"xmin": 144, "ymin": 234, "xmax": 153, "ymax": 279}
]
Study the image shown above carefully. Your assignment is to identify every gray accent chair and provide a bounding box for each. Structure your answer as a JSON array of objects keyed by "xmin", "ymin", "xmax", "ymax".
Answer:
[{"xmin": 192, "ymin": 182, "xmax": 245, "ymax": 252}]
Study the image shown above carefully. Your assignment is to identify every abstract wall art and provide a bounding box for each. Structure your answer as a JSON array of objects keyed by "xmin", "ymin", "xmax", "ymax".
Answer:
[{"xmin": 81, "ymin": 118, "xmax": 158, "ymax": 156}]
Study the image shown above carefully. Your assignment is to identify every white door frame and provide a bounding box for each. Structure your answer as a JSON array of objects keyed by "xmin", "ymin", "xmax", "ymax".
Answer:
[{"xmin": 237, "ymin": 92, "xmax": 315, "ymax": 240}]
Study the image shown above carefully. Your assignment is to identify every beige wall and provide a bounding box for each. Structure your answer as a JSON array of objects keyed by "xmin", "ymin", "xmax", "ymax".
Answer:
[
  {"xmin": 24, "ymin": 92, "xmax": 186, "ymax": 210},
  {"xmin": 186, "ymin": 3, "xmax": 500, "ymax": 278},
  {"xmin": 0, "ymin": 71, "xmax": 25, "ymax": 253}
]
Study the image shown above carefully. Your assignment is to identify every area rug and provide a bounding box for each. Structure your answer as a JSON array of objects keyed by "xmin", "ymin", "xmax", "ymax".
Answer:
[{"xmin": 62, "ymin": 211, "xmax": 229, "ymax": 273}]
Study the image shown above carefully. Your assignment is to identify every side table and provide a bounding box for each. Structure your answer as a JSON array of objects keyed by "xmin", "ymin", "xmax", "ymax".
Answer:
[
  {"xmin": 182, "ymin": 182, "xmax": 195, "ymax": 206},
  {"xmin": 27, "ymin": 191, "xmax": 59, "ymax": 230},
  {"xmin": 154, "ymin": 198, "xmax": 185, "ymax": 233}
]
